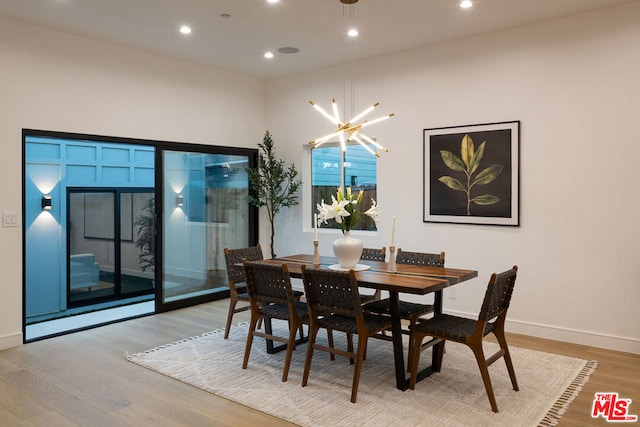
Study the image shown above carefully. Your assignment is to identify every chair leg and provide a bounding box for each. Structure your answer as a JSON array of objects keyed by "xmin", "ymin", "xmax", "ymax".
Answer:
[
  {"xmin": 282, "ymin": 321, "xmax": 299, "ymax": 382},
  {"xmin": 224, "ymin": 295, "xmax": 238, "ymax": 339},
  {"xmin": 347, "ymin": 332, "xmax": 355, "ymax": 365},
  {"xmin": 494, "ymin": 330, "xmax": 519, "ymax": 391},
  {"xmin": 327, "ymin": 329, "xmax": 335, "ymax": 361},
  {"xmin": 242, "ymin": 312, "xmax": 259, "ymax": 369},
  {"xmin": 363, "ymin": 336, "xmax": 368, "ymax": 361},
  {"xmin": 302, "ymin": 324, "xmax": 320, "ymax": 387},
  {"xmin": 470, "ymin": 345, "xmax": 499, "ymax": 413},
  {"xmin": 408, "ymin": 331, "xmax": 425, "ymax": 390},
  {"xmin": 350, "ymin": 335, "xmax": 368, "ymax": 403}
]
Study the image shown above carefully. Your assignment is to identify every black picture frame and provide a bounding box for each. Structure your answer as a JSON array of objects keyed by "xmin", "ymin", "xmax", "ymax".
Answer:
[{"xmin": 423, "ymin": 121, "xmax": 520, "ymax": 226}]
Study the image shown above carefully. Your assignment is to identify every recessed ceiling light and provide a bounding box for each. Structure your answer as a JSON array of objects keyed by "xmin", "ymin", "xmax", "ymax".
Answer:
[
  {"xmin": 460, "ymin": 0, "xmax": 473, "ymax": 9},
  {"xmin": 267, "ymin": 0, "xmax": 279, "ymax": 3},
  {"xmin": 264, "ymin": 51, "xmax": 274, "ymax": 59},
  {"xmin": 347, "ymin": 28, "xmax": 359, "ymax": 37},
  {"xmin": 179, "ymin": 25, "xmax": 192, "ymax": 34}
]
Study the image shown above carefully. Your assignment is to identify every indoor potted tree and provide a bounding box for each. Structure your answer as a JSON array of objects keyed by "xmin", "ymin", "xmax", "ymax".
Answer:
[{"xmin": 247, "ymin": 130, "xmax": 302, "ymax": 259}]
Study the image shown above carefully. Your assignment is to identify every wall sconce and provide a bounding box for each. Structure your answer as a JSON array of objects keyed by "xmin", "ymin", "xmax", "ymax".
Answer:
[
  {"xmin": 41, "ymin": 195, "xmax": 52, "ymax": 210},
  {"xmin": 175, "ymin": 194, "xmax": 184, "ymax": 207}
]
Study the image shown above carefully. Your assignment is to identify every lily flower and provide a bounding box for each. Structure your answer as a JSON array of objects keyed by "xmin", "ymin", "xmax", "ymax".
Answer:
[
  {"xmin": 316, "ymin": 199, "xmax": 329, "ymax": 224},
  {"xmin": 316, "ymin": 186, "xmax": 381, "ymax": 232},
  {"xmin": 319, "ymin": 195, "xmax": 350, "ymax": 224},
  {"xmin": 363, "ymin": 199, "xmax": 381, "ymax": 227}
]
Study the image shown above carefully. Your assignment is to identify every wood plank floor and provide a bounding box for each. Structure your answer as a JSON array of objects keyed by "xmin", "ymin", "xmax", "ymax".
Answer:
[{"xmin": 1, "ymin": 299, "xmax": 638, "ymax": 426}]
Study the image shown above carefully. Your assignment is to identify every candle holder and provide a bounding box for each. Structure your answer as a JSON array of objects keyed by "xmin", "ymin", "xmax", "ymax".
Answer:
[
  {"xmin": 388, "ymin": 245, "xmax": 397, "ymax": 273},
  {"xmin": 313, "ymin": 240, "xmax": 320, "ymax": 266}
]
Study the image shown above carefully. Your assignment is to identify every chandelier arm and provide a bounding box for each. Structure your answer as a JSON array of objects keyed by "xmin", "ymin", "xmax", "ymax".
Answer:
[
  {"xmin": 359, "ymin": 113, "xmax": 395, "ymax": 128},
  {"xmin": 350, "ymin": 134, "xmax": 380, "ymax": 158},
  {"xmin": 349, "ymin": 102, "xmax": 379, "ymax": 124},
  {"xmin": 309, "ymin": 101, "xmax": 341, "ymax": 125},
  {"xmin": 358, "ymin": 133, "xmax": 389, "ymax": 152},
  {"xmin": 309, "ymin": 130, "xmax": 344, "ymax": 145},
  {"xmin": 332, "ymin": 99, "xmax": 341, "ymax": 123}
]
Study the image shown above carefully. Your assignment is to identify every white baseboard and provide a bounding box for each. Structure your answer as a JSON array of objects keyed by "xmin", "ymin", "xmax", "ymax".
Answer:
[
  {"xmin": 446, "ymin": 309, "xmax": 640, "ymax": 355},
  {"xmin": 0, "ymin": 332, "xmax": 23, "ymax": 350}
]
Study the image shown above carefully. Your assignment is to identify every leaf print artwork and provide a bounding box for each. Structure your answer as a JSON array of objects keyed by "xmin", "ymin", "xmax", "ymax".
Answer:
[{"xmin": 438, "ymin": 134, "xmax": 503, "ymax": 215}]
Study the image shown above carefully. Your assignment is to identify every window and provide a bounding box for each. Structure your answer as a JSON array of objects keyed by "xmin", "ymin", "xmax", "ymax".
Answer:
[{"xmin": 309, "ymin": 143, "xmax": 378, "ymax": 231}]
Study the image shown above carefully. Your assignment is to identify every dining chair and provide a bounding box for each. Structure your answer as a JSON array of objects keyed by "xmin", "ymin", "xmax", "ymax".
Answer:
[
  {"xmin": 224, "ymin": 245, "xmax": 306, "ymax": 339},
  {"xmin": 242, "ymin": 260, "xmax": 309, "ymax": 382},
  {"xmin": 359, "ymin": 247, "xmax": 386, "ymax": 303},
  {"xmin": 223, "ymin": 245, "xmax": 264, "ymax": 339},
  {"xmin": 364, "ymin": 249, "xmax": 445, "ymax": 364},
  {"xmin": 408, "ymin": 266, "xmax": 519, "ymax": 413},
  {"xmin": 301, "ymin": 266, "xmax": 393, "ymax": 403},
  {"xmin": 360, "ymin": 247, "xmax": 386, "ymax": 261}
]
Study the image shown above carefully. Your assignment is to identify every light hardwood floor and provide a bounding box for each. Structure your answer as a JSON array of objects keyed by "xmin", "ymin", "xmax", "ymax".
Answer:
[{"xmin": 1, "ymin": 299, "xmax": 638, "ymax": 426}]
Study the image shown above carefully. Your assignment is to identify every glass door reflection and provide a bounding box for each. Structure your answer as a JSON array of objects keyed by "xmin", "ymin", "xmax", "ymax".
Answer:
[{"xmin": 161, "ymin": 151, "xmax": 252, "ymax": 306}]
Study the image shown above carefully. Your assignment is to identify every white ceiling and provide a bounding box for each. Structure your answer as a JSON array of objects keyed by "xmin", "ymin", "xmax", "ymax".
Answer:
[{"xmin": 0, "ymin": 0, "xmax": 635, "ymax": 79}]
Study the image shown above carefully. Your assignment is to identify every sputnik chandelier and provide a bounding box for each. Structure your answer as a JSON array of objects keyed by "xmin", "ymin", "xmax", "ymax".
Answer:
[
  {"xmin": 308, "ymin": 0, "xmax": 394, "ymax": 158},
  {"xmin": 308, "ymin": 99, "xmax": 394, "ymax": 158}
]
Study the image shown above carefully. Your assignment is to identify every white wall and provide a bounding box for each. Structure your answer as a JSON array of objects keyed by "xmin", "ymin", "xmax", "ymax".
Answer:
[
  {"xmin": 0, "ymin": 17, "xmax": 266, "ymax": 349},
  {"xmin": 266, "ymin": 2, "xmax": 640, "ymax": 354}
]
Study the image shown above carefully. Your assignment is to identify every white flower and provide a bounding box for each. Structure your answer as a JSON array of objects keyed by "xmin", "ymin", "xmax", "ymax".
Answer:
[
  {"xmin": 318, "ymin": 195, "xmax": 350, "ymax": 224},
  {"xmin": 316, "ymin": 199, "xmax": 329, "ymax": 225},
  {"xmin": 316, "ymin": 186, "xmax": 380, "ymax": 232},
  {"xmin": 363, "ymin": 199, "xmax": 381, "ymax": 227}
]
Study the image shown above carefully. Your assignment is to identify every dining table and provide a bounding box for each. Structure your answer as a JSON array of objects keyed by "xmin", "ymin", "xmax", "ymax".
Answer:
[{"xmin": 268, "ymin": 253, "xmax": 479, "ymax": 391}]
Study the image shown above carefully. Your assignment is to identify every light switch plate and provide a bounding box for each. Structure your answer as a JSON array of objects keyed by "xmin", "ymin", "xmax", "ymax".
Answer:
[{"xmin": 2, "ymin": 212, "xmax": 18, "ymax": 227}]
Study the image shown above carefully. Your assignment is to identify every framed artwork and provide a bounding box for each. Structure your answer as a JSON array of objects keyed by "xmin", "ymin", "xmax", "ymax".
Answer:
[{"xmin": 423, "ymin": 121, "xmax": 520, "ymax": 226}]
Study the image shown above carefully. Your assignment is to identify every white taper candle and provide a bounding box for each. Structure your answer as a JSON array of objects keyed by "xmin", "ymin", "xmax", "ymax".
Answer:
[
  {"xmin": 391, "ymin": 215, "xmax": 396, "ymax": 246},
  {"xmin": 314, "ymin": 213, "xmax": 318, "ymax": 240}
]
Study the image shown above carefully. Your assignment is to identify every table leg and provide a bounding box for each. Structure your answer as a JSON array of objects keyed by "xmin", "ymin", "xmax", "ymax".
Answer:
[
  {"xmin": 388, "ymin": 290, "xmax": 408, "ymax": 391},
  {"xmin": 432, "ymin": 290, "xmax": 445, "ymax": 372},
  {"xmin": 411, "ymin": 289, "xmax": 446, "ymax": 383},
  {"xmin": 264, "ymin": 316, "xmax": 308, "ymax": 354}
]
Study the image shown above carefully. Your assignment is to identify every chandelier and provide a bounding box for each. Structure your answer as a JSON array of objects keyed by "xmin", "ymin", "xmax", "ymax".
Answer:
[{"xmin": 308, "ymin": 0, "xmax": 394, "ymax": 158}]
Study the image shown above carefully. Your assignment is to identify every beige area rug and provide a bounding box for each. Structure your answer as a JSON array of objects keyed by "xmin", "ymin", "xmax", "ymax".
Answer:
[{"xmin": 126, "ymin": 322, "xmax": 597, "ymax": 427}]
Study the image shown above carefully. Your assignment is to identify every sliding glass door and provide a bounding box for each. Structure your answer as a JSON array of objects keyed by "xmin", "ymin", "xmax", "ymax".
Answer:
[
  {"xmin": 24, "ymin": 129, "xmax": 258, "ymax": 339},
  {"xmin": 158, "ymin": 149, "xmax": 257, "ymax": 310},
  {"xmin": 67, "ymin": 189, "xmax": 155, "ymax": 307}
]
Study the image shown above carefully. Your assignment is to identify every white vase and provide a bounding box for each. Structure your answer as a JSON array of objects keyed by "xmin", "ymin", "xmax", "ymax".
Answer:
[{"xmin": 332, "ymin": 230, "xmax": 363, "ymax": 269}]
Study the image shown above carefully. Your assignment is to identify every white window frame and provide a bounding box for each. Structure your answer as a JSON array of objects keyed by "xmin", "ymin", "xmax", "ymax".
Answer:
[{"xmin": 303, "ymin": 142, "xmax": 378, "ymax": 236}]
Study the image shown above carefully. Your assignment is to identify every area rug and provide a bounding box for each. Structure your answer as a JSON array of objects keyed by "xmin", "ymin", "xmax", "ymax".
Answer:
[{"xmin": 126, "ymin": 322, "xmax": 597, "ymax": 426}]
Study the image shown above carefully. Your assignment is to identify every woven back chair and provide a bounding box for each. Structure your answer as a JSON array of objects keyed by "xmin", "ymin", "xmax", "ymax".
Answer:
[
  {"xmin": 360, "ymin": 247, "xmax": 386, "ymax": 261},
  {"xmin": 364, "ymin": 249, "xmax": 445, "ymax": 365},
  {"xmin": 395, "ymin": 249, "xmax": 444, "ymax": 266},
  {"xmin": 301, "ymin": 266, "xmax": 392, "ymax": 403},
  {"xmin": 408, "ymin": 266, "xmax": 519, "ymax": 412},
  {"xmin": 223, "ymin": 245, "xmax": 264, "ymax": 339},
  {"xmin": 242, "ymin": 260, "xmax": 308, "ymax": 382},
  {"xmin": 359, "ymin": 247, "xmax": 386, "ymax": 302}
]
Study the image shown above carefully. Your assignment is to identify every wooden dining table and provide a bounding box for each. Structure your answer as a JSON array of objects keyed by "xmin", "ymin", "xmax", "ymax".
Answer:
[{"xmin": 270, "ymin": 254, "xmax": 479, "ymax": 391}]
